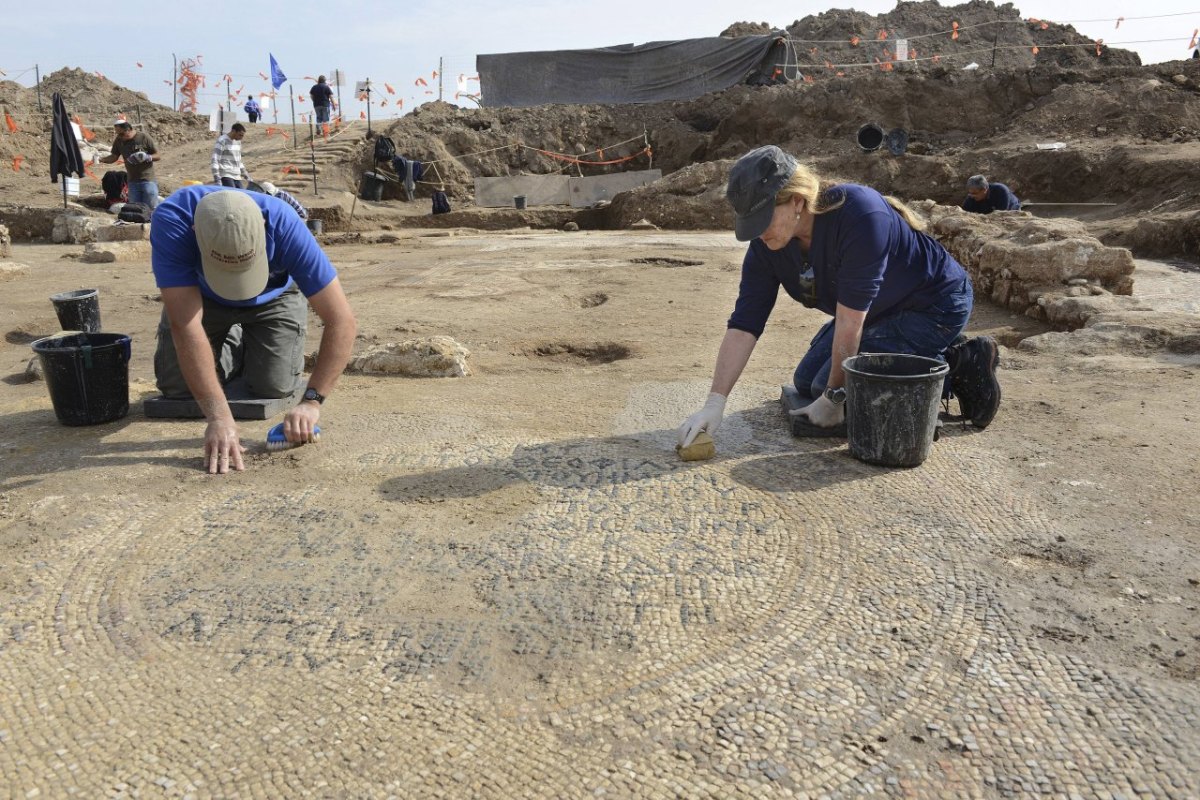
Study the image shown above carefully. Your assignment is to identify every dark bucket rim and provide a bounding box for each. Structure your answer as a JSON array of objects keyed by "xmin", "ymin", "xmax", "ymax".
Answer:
[
  {"xmin": 50, "ymin": 288, "xmax": 99, "ymax": 302},
  {"xmin": 842, "ymin": 351, "xmax": 949, "ymax": 381},
  {"xmin": 32, "ymin": 332, "xmax": 132, "ymax": 353}
]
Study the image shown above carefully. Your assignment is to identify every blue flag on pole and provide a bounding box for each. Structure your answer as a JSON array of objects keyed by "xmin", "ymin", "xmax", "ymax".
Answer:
[{"xmin": 269, "ymin": 54, "xmax": 287, "ymax": 90}]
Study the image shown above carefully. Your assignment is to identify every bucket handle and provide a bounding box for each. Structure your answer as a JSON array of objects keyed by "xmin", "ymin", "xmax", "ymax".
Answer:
[{"xmin": 80, "ymin": 344, "xmax": 93, "ymax": 369}]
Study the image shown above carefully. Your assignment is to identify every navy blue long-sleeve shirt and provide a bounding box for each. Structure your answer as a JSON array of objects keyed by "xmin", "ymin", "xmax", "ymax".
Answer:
[
  {"xmin": 961, "ymin": 182, "xmax": 1020, "ymax": 214},
  {"xmin": 727, "ymin": 184, "xmax": 967, "ymax": 338}
]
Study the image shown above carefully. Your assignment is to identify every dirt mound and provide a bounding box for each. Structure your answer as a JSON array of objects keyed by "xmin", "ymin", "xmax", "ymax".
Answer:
[{"xmin": 781, "ymin": 0, "xmax": 1140, "ymax": 73}]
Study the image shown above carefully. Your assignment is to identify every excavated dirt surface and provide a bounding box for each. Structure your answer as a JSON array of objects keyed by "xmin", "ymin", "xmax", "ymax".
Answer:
[{"xmin": 1, "ymin": 2, "xmax": 1199, "ymax": 795}]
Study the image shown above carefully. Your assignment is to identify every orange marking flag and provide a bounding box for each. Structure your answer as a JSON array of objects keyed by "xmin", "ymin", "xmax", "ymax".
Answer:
[
  {"xmin": 1032, "ymin": 45, "xmax": 1040, "ymax": 55},
  {"xmin": 12, "ymin": 155, "xmax": 23, "ymax": 171},
  {"xmin": 952, "ymin": 22, "xmax": 959, "ymax": 40},
  {"xmin": 5, "ymin": 112, "xmax": 17, "ymax": 133},
  {"xmin": 1116, "ymin": 16, "xmax": 1124, "ymax": 29},
  {"xmin": 1095, "ymin": 39, "xmax": 1104, "ymax": 56},
  {"xmin": 415, "ymin": 77, "xmax": 428, "ymax": 87},
  {"xmin": 850, "ymin": 35, "xmax": 860, "ymax": 46},
  {"xmin": 259, "ymin": 71, "xmax": 269, "ymax": 80},
  {"xmin": 136, "ymin": 62, "xmax": 143, "ymax": 68},
  {"xmin": 384, "ymin": 83, "xmax": 395, "ymax": 94},
  {"xmin": 1190, "ymin": 29, "xmax": 1199, "ymax": 50},
  {"xmin": 73, "ymin": 116, "xmax": 95, "ymax": 141}
]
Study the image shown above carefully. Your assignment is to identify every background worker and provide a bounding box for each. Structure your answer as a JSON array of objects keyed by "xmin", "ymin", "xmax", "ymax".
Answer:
[
  {"xmin": 678, "ymin": 145, "xmax": 1001, "ymax": 447},
  {"xmin": 257, "ymin": 181, "xmax": 308, "ymax": 220},
  {"xmin": 150, "ymin": 186, "xmax": 357, "ymax": 474},
  {"xmin": 98, "ymin": 119, "xmax": 159, "ymax": 208},
  {"xmin": 961, "ymin": 174, "xmax": 1021, "ymax": 214},
  {"xmin": 244, "ymin": 96, "xmax": 262, "ymax": 123},
  {"xmin": 212, "ymin": 123, "xmax": 251, "ymax": 188},
  {"xmin": 309, "ymin": 76, "xmax": 336, "ymax": 124}
]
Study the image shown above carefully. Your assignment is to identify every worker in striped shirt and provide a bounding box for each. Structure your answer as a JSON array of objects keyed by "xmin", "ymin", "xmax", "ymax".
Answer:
[
  {"xmin": 258, "ymin": 182, "xmax": 308, "ymax": 220},
  {"xmin": 212, "ymin": 123, "xmax": 251, "ymax": 188}
]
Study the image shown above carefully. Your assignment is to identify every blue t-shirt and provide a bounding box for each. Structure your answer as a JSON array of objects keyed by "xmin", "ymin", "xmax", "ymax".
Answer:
[
  {"xmin": 728, "ymin": 184, "xmax": 967, "ymax": 338},
  {"xmin": 309, "ymin": 83, "xmax": 334, "ymax": 108},
  {"xmin": 961, "ymin": 182, "xmax": 1020, "ymax": 214},
  {"xmin": 151, "ymin": 185, "xmax": 336, "ymax": 307}
]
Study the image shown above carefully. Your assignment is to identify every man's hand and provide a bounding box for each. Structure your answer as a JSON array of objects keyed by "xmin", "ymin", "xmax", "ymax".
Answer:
[
  {"xmin": 677, "ymin": 392, "xmax": 727, "ymax": 447},
  {"xmin": 204, "ymin": 417, "xmax": 246, "ymax": 474},
  {"xmin": 283, "ymin": 402, "xmax": 321, "ymax": 444},
  {"xmin": 789, "ymin": 394, "xmax": 845, "ymax": 428}
]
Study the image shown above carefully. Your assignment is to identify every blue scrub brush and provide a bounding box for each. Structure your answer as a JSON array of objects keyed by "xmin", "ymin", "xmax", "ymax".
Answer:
[{"xmin": 266, "ymin": 422, "xmax": 321, "ymax": 452}]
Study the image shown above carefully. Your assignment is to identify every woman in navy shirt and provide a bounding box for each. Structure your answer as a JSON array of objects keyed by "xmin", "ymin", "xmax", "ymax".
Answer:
[{"xmin": 678, "ymin": 146, "xmax": 1000, "ymax": 444}]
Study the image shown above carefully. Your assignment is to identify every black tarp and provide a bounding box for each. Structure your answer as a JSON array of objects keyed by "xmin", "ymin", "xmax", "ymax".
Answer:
[
  {"xmin": 50, "ymin": 92, "xmax": 86, "ymax": 207},
  {"xmin": 477, "ymin": 34, "xmax": 791, "ymax": 108}
]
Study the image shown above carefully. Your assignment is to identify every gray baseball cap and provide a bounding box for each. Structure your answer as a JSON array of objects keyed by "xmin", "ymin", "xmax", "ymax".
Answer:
[{"xmin": 726, "ymin": 145, "xmax": 798, "ymax": 241}]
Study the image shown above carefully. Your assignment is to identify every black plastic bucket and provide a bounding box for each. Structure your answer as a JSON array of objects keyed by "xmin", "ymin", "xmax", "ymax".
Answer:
[
  {"xmin": 50, "ymin": 288, "xmax": 101, "ymax": 333},
  {"xmin": 32, "ymin": 333, "xmax": 132, "ymax": 426},
  {"xmin": 856, "ymin": 123, "xmax": 885, "ymax": 152},
  {"xmin": 360, "ymin": 172, "xmax": 385, "ymax": 201},
  {"xmin": 843, "ymin": 352, "xmax": 949, "ymax": 468},
  {"xmin": 513, "ymin": 195, "xmax": 527, "ymax": 210}
]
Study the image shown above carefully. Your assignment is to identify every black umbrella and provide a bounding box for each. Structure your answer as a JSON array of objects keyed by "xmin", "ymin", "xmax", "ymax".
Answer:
[{"xmin": 49, "ymin": 92, "xmax": 86, "ymax": 209}]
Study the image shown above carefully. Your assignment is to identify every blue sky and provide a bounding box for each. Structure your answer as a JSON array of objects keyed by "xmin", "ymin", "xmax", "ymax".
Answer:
[{"xmin": 3, "ymin": 1, "xmax": 1196, "ymax": 119}]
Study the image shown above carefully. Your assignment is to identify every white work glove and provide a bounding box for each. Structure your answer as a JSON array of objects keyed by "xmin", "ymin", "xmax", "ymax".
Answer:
[
  {"xmin": 677, "ymin": 392, "xmax": 727, "ymax": 447},
  {"xmin": 789, "ymin": 393, "xmax": 845, "ymax": 428}
]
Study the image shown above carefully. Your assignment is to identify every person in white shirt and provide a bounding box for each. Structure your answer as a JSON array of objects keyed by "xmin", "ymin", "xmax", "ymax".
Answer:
[{"xmin": 212, "ymin": 123, "xmax": 251, "ymax": 188}]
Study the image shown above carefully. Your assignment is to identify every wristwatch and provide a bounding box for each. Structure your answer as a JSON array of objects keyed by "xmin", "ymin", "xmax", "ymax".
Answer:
[
  {"xmin": 302, "ymin": 387, "xmax": 325, "ymax": 405},
  {"xmin": 823, "ymin": 386, "xmax": 847, "ymax": 405}
]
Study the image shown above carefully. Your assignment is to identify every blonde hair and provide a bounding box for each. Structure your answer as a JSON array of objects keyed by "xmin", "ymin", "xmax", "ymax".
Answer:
[{"xmin": 776, "ymin": 163, "xmax": 926, "ymax": 232}]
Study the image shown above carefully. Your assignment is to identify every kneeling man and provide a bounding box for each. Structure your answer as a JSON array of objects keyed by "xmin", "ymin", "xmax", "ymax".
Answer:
[{"xmin": 151, "ymin": 186, "xmax": 357, "ymax": 474}]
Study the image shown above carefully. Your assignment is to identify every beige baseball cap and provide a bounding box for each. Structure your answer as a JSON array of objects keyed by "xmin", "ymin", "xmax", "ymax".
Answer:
[{"xmin": 194, "ymin": 190, "xmax": 268, "ymax": 301}]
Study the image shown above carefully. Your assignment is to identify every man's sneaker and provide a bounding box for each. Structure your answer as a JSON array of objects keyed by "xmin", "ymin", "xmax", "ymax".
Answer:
[{"xmin": 950, "ymin": 336, "xmax": 1001, "ymax": 428}]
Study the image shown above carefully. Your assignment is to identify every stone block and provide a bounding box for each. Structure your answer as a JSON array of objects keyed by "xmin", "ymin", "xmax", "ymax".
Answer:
[
  {"xmin": 81, "ymin": 241, "xmax": 151, "ymax": 263},
  {"xmin": 52, "ymin": 214, "xmax": 99, "ymax": 244},
  {"xmin": 0, "ymin": 224, "xmax": 10, "ymax": 257},
  {"xmin": 0, "ymin": 261, "xmax": 29, "ymax": 282},
  {"xmin": 95, "ymin": 223, "xmax": 150, "ymax": 242},
  {"xmin": 350, "ymin": 337, "xmax": 471, "ymax": 377}
]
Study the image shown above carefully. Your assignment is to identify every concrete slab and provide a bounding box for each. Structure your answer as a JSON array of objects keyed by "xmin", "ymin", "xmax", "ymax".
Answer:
[
  {"xmin": 474, "ymin": 176, "xmax": 570, "ymax": 208},
  {"xmin": 568, "ymin": 170, "xmax": 662, "ymax": 208},
  {"xmin": 143, "ymin": 377, "xmax": 305, "ymax": 420}
]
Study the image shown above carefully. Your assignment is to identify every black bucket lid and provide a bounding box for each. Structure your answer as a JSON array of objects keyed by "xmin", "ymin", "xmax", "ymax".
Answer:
[{"xmin": 886, "ymin": 128, "xmax": 910, "ymax": 156}]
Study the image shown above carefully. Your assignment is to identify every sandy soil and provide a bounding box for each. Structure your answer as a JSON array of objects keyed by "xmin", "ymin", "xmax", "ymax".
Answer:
[{"xmin": 2, "ymin": 230, "xmax": 1197, "ymax": 690}]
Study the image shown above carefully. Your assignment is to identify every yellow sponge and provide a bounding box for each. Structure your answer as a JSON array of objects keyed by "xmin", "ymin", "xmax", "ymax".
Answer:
[{"xmin": 676, "ymin": 431, "xmax": 715, "ymax": 462}]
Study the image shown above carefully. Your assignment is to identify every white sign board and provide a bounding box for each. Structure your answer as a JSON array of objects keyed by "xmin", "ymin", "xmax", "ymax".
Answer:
[{"xmin": 894, "ymin": 39, "xmax": 908, "ymax": 61}]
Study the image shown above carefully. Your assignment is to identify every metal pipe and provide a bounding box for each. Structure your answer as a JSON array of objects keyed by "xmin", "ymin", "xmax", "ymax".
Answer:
[
  {"xmin": 310, "ymin": 117, "xmax": 318, "ymax": 195},
  {"xmin": 334, "ymin": 69, "xmax": 342, "ymax": 121},
  {"xmin": 172, "ymin": 54, "xmax": 177, "ymax": 111},
  {"xmin": 289, "ymin": 85, "xmax": 297, "ymax": 150},
  {"xmin": 35, "ymin": 64, "xmax": 43, "ymax": 113}
]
